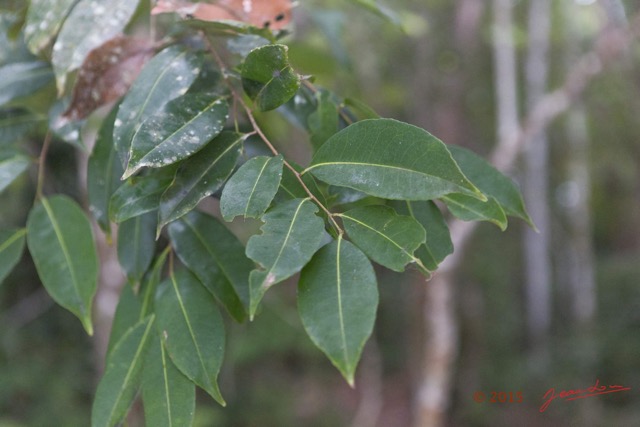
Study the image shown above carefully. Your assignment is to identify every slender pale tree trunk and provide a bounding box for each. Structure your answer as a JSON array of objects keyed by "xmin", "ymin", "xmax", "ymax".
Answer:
[{"xmin": 523, "ymin": 0, "xmax": 552, "ymax": 370}]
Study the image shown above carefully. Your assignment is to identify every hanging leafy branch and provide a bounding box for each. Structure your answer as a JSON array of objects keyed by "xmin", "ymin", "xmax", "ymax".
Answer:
[{"xmin": 0, "ymin": 1, "xmax": 534, "ymax": 426}]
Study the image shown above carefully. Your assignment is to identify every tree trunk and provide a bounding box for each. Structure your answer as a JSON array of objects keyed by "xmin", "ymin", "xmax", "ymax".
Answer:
[{"xmin": 523, "ymin": 0, "xmax": 552, "ymax": 370}]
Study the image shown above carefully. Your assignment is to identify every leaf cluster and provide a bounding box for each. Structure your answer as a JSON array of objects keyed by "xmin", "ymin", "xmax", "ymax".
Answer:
[{"xmin": 0, "ymin": 1, "xmax": 533, "ymax": 425}]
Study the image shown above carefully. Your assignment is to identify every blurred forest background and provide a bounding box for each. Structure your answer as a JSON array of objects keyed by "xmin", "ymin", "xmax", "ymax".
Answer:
[{"xmin": 1, "ymin": 0, "xmax": 640, "ymax": 426}]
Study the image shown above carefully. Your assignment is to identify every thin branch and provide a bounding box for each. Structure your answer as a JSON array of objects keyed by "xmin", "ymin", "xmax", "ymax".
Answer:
[
  {"xmin": 203, "ymin": 36, "xmax": 344, "ymax": 234},
  {"xmin": 34, "ymin": 131, "xmax": 53, "ymax": 202}
]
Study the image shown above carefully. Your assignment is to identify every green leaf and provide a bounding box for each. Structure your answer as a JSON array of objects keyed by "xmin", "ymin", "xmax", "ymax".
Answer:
[
  {"xmin": 0, "ymin": 228, "xmax": 26, "ymax": 285},
  {"xmin": 114, "ymin": 46, "xmax": 203, "ymax": 167},
  {"xmin": 142, "ymin": 336, "xmax": 195, "ymax": 427},
  {"xmin": 246, "ymin": 198, "xmax": 326, "ymax": 318},
  {"xmin": 241, "ymin": 44, "xmax": 300, "ymax": 111},
  {"xmin": 24, "ymin": 0, "xmax": 78, "ymax": 55},
  {"xmin": 26, "ymin": 195, "xmax": 98, "ymax": 335},
  {"xmin": 52, "ymin": 0, "xmax": 142, "ymax": 92},
  {"xmin": 0, "ymin": 109, "xmax": 46, "ymax": 145},
  {"xmin": 0, "ymin": 148, "xmax": 30, "ymax": 193},
  {"xmin": 91, "ymin": 315, "xmax": 155, "ymax": 427},
  {"xmin": 305, "ymin": 118, "xmax": 484, "ymax": 201},
  {"xmin": 352, "ymin": 0, "xmax": 402, "ymax": 26},
  {"xmin": 0, "ymin": 61, "xmax": 53, "ymax": 106},
  {"xmin": 123, "ymin": 94, "xmax": 229, "ymax": 179},
  {"xmin": 298, "ymin": 236, "xmax": 378, "ymax": 386},
  {"xmin": 441, "ymin": 193, "xmax": 508, "ymax": 230},
  {"xmin": 158, "ymin": 131, "xmax": 244, "ymax": 231},
  {"xmin": 390, "ymin": 201, "xmax": 452, "ymax": 271},
  {"xmin": 168, "ymin": 211, "xmax": 252, "ymax": 322},
  {"xmin": 185, "ymin": 18, "xmax": 276, "ymax": 43},
  {"xmin": 107, "ymin": 285, "xmax": 142, "ymax": 357},
  {"xmin": 448, "ymin": 145, "xmax": 534, "ymax": 227},
  {"xmin": 308, "ymin": 90, "xmax": 339, "ymax": 149},
  {"xmin": 140, "ymin": 246, "xmax": 170, "ymax": 318},
  {"xmin": 117, "ymin": 212, "xmax": 156, "ymax": 284},
  {"xmin": 343, "ymin": 97, "xmax": 380, "ymax": 120},
  {"xmin": 155, "ymin": 268, "xmax": 226, "ymax": 405},
  {"xmin": 274, "ymin": 161, "xmax": 327, "ymax": 206},
  {"xmin": 220, "ymin": 155, "xmax": 283, "ymax": 221},
  {"xmin": 88, "ymin": 106, "xmax": 124, "ymax": 232},
  {"xmin": 109, "ymin": 166, "xmax": 176, "ymax": 223},
  {"xmin": 338, "ymin": 205, "xmax": 427, "ymax": 272}
]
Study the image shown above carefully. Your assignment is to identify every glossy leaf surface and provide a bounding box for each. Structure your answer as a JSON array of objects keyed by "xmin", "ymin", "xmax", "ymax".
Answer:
[
  {"xmin": 117, "ymin": 212, "xmax": 156, "ymax": 284},
  {"xmin": 27, "ymin": 195, "xmax": 98, "ymax": 334},
  {"xmin": 448, "ymin": 145, "xmax": 534, "ymax": 226},
  {"xmin": 91, "ymin": 315, "xmax": 155, "ymax": 427},
  {"xmin": 246, "ymin": 198, "xmax": 325, "ymax": 317},
  {"xmin": 0, "ymin": 228, "xmax": 26, "ymax": 285},
  {"xmin": 390, "ymin": 200, "xmax": 452, "ymax": 271},
  {"xmin": 298, "ymin": 237, "xmax": 378, "ymax": 386},
  {"xmin": 241, "ymin": 44, "xmax": 300, "ymax": 111},
  {"xmin": 52, "ymin": 0, "xmax": 141, "ymax": 92},
  {"xmin": 0, "ymin": 61, "xmax": 53, "ymax": 106},
  {"xmin": 114, "ymin": 46, "xmax": 203, "ymax": 167},
  {"xmin": 159, "ymin": 131, "xmax": 244, "ymax": 230},
  {"xmin": 109, "ymin": 167, "xmax": 176, "ymax": 223},
  {"xmin": 124, "ymin": 94, "xmax": 228, "ymax": 179},
  {"xmin": 107, "ymin": 285, "xmax": 142, "ymax": 357},
  {"xmin": 442, "ymin": 193, "xmax": 508, "ymax": 230},
  {"xmin": 142, "ymin": 336, "xmax": 195, "ymax": 427},
  {"xmin": 306, "ymin": 118, "xmax": 483, "ymax": 201},
  {"xmin": 220, "ymin": 154, "xmax": 283, "ymax": 221},
  {"xmin": 155, "ymin": 268, "xmax": 226, "ymax": 405},
  {"xmin": 88, "ymin": 106, "xmax": 124, "ymax": 232},
  {"xmin": 24, "ymin": 0, "xmax": 77, "ymax": 54},
  {"xmin": 0, "ymin": 148, "xmax": 30, "ymax": 193},
  {"xmin": 168, "ymin": 211, "xmax": 252, "ymax": 322},
  {"xmin": 339, "ymin": 205, "xmax": 426, "ymax": 272}
]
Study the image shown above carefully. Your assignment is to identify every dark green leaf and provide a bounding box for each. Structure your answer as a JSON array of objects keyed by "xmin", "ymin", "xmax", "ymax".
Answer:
[
  {"xmin": 91, "ymin": 315, "xmax": 155, "ymax": 427},
  {"xmin": 88, "ymin": 106, "xmax": 124, "ymax": 232},
  {"xmin": 26, "ymin": 195, "xmax": 98, "ymax": 334},
  {"xmin": 306, "ymin": 118, "xmax": 484, "ymax": 201},
  {"xmin": 142, "ymin": 336, "xmax": 195, "ymax": 427},
  {"xmin": 242, "ymin": 44, "xmax": 300, "ymax": 111},
  {"xmin": 24, "ymin": 0, "xmax": 78, "ymax": 54},
  {"xmin": 308, "ymin": 90, "xmax": 339, "ymax": 149},
  {"xmin": 52, "ymin": 0, "xmax": 142, "ymax": 92},
  {"xmin": 246, "ymin": 198, "xmax": 326, "ymax": 318},
  {"xmin": 448, "ymin": 145, "xmax": 534, "ymax": 227},
  {"xmin": 107, "ymin": 285, "xmax": 142, "ymax": 357},
  {"xmin": 0, "ymin": 148, "xmax": 30, "ymax": 193},
  {"xmin": 158, "ymin": 131, "xmax": 244, "ymax": 231},
  {"xmin": 298, "ymin": 236, "xmax": 378, "ymax": 386},
  {"xmin": 220, "ymin": 155, "xmax": 283, "ymax": 221},
  {"xmin": 0, "ymin": 61, "xmax": 53, "ymax": 106},
  {"xmin": 441, "ymin": 193, "xmax": 508, "ymax": 230},
  {"xmin": 109, "ymin": 166, "xmax": 176, "ymax": 223},
  {"xmin": 343, "ymin": 97, "xmax": 380, "ymax": 120},
  {"xmin": 117, "ymin": 212, "xmax": 156, "ymax": 284},
  {"xmin": 274, "ymin": 161, "xmax": 327, "ymax": 205},
  {"xmin": 168, "ymin": 211, "xmax": 252, "ymax": 322},
  {"xmin": 114, "ymin": 46, "xmax": 203, "ymax": 167},
  {"xmin": 155, "ymin": 268, "xmax": 226, "ymax": 405},
  {"xmin": 0, "ymin": 109, "xmax": 46, "ymax": 145},
  {"xmin": 338, "ymin": 205, "xmax": 427, "ymax": 272},
  {"xmin": 0, "ymin": 228, "xmax": 26, "ymax": 285},
  {"xmin": 139, "ymin": 245, "xmax": 170, "ymax": 318},
  {"xmin": 184, "ymin": 19, "xmax": 276, "ymax": 43},
  {"xmin": 390, "ymin": 201, "xmax": 452, "ymax": 271},
  {"xmin": 123, "ymin": 94, "xmax": 228, "ymax": 179}
]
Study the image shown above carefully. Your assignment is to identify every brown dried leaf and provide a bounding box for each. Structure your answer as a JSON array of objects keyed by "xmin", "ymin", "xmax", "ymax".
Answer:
[
  {"xmin": 63, "ymin": 36, "xmax": 155, "ymax": 121},
  {"xmin": 152, "ymin": 0, "xmax": 293, "ymax": 30}
]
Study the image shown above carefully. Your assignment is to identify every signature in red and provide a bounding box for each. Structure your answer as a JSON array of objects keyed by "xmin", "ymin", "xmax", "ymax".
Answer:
[{"xmin": 540, "ymin": 379, "xmax": 631, "ymax": 413}]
